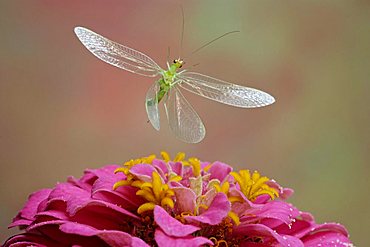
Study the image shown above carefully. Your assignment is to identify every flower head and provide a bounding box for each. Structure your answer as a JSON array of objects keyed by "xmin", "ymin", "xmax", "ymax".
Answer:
[{"xmin": 3, "ymin": 152, "xmax": 353, "ymax": 246}]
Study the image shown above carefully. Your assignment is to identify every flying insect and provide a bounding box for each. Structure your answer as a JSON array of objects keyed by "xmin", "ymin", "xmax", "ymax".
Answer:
[{"xmin": 74, "ymin": 27, "xmax": 275, "ymax": 143}]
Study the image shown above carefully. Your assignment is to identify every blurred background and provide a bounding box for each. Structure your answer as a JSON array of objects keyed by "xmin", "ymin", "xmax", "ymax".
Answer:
[{"xmin": 0, "ymin": 0, "xmax": 369, "ymax": 245}]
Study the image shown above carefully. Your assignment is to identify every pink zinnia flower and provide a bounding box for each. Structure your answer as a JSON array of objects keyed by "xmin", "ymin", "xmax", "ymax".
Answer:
[{"xmin": 3, "ymin": 152, "xmax": 353, "ymax": 246}]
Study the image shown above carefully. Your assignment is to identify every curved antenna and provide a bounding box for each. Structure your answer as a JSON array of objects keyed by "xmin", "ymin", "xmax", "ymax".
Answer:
[
  {"xmin": 179, "ymin": 5, "xmax": 185, "ymax": 58},
  {"xmin": 190, "ymin": 30, "xmax": 240, "ymax": 55}
]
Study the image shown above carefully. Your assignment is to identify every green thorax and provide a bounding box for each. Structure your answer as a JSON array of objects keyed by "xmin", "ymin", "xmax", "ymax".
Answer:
[{"xmin": 157, "ymin": 60, "xmax": 184, "ymax": 103}]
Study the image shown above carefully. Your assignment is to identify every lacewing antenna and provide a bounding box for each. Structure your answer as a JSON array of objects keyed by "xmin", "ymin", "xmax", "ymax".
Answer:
[
  {"xmin": 190, "ymin": 30, "xmax": 240, "ymax": 55},
  {"xmin": 179, "ymin": 5, "xmax": 185, "ymax": 58},
  {"xmin": 178, "ymin": 7, "xmax": 239, "ymax": 61}
]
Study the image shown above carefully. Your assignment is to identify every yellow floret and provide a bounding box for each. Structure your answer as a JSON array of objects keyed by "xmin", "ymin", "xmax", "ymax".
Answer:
[
  {"xmin": 231, "ymin": 170, "xmax": 278, "ymax": 201},
  {"xmin": 135, "ymin": 171, "xmax": 175, "ymax": 214}
]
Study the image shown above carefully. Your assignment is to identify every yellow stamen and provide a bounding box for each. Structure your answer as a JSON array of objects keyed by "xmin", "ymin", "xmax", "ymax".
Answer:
[
  {"xmin": 198, "ymin": 204, "xmax": 209, "ymax": 211},
  {"xmin": 113, "ymin": 180, "xmax": 131, "ymax": 190},
  {"xmin": 145, "ymin": 154, "xmax": 156, "ymax": 164},
  {"xmin": 210, "ymin": 237, "xmax": 217, "ymax": 245},
  {"xmin": 189, "ymin": 157, "xmax": 201, "ymax": 177},
  {"xmin": 161, "ymin": 197, "xmax": 174, "ymax": 208},
  {"xmin": 160, "ymin": 151, "xmax": 170, "ymax": 162},
  {"xmin": 231, "ymin": 170, "xmax": 278, "ymax": 201},
  {"xmin": 131, "ymin": 180, "xmax": 144, "ymax": 188},
  {"xmin": 174, "ymin": 152, "xmax": 186, "ymax": 162},
  {"xmin": 181, "ymin": 211, "xmax": 193, "ymax": 217},
  {"xmin": 227, "ymin": 211, "xmax": 240, "ymax": 225},
  {"xmin": 136, "ymin": 190, "xmax": 156, "ymax": 202},
  {"xmin": 169, "ymin": 174, "xmax": 182, "ymax": 182},
  {"xmin": 228, "ymin": 196, "xmax": 243, "ymax": 203},
  {"xmin": 152, "ymin": 171, "xmax": 162, "ymax": 200},
  {"xmin": 123, "ymin": 154, "xmax": 157, "ymax": 168},
  {"xmin": 114, "ymin": 167, "xmax": 128, "ymax": 174},
  {"xmin": 133, "ymin": 171, "xmax": 175, "ymax": 214},
  {"xmin": 137, "ymin": 202, "xmax": 156, "ymax": 214},
  {"xmin": 141, "ymin": 182, "xmax": 153, "ymax": 189},
  {"xmin": 175, "ymin": 211, "xmax": 194, "ymax": 223},
  {"xmin": 221, "ymin": 181, "xmax": 230, "ymax": 194},
  {"xmin": 213, "ymin": 183, "xmax": 222, "ymax": 192},
  {"xmin": 203, "ymin": 163, "xmax": 212, "ymax": 172},
  {"xmin": 165, "ymin": 189, "xmax": 175, "ymax": 197},
  {"xmin": 216, "ymin": 239, "xmax": 228, "ymax": 247}
]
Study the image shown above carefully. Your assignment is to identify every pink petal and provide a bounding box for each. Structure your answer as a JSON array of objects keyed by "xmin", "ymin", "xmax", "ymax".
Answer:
[
  {"xmin": 67, "ymin": 176, "xmax": 93, "ymax": 192},
  {"xmin": 9, "ymin": 189, "xmax": 52, "ymax": 228},
  {"xmin": 240, "ymin": 243, "xmax": 271, "ymax": 247},
  {"xmin": 26, "ymin": 220, "xmax": 145, "ymax": 246},
  {"xmin": 26, "ymin": 219, "xmax": 65, "ymax": 231},
  {"xmin": 152, "ymin": 159, "xmax": 169, "ymax": 175},
  {"xmin": 242, "ymin": 201, "xmax": 299, "ymax": 226},
  {"xmin": 300, "ymin": 222, "xmax": 351, "ymax": 246},
  {"xmin": 131, "ymin": 237, "xmax": 151, "ymax": 247},
  {"xmin": 130, "ymin": 164, "xmax": 156, "ymax": 181},
  {"xmin": 35, "ymin": 210, "xmax": 68, "ymax": 220},
  {"xmin": 26, "ymin": 220, "xmax": 100, "ymax": 245},
  {"xmin": 47, "ymin": 183, "xmax": 139, "ymax": 220},
  {"xmin": 2, "ymin": 233, "xmax": 61, "ymax": 247},
  {"xmin": 274, "ymin": 212, "xmax": 315, "ymax": 238},
  {"xmin": 154, "ymin": 229, "xmax": 213, "ymax": 247},
  {"xmin": 84, "ymin": 165, "xmax": 121, "ymax": 182},
  {"xmin": 172, "ymin": 187, "xmax": 196, "ymax": 213},
  {"xmin": 114, "ymin": 185, "xmax": 144, "ymax": 206},
  {"xmin": 200, "ymin": 161, "xmax": 211, "ymax": 169},
  {"xmin": 154, "ymin": 206, "xmax": 200, "ymax": 237},
  {"xmin": 8, "ymin": 219, "xmax": 32, "ymax": 228},
  {"xmin": 253, "ymin": 194, "xmax": 271, "ymax": 204},
  {"xmin": 235, "ymin": 223, "xmax": 304, "ymax": 246},
  {"xmin": 60, "ymin": 222, "xmax": 150, "ymax": 247},
  {"xmin": 280, "ymin": 188, "xmax": 294, "ymax": 200},
  {"xmin": 308, "ymin": 222, "xmax": 349, "ymax": 236},
  {"xmin": 302, "ymin": 231, "xmax": 351, "ymax": 246},
  {"xmin": 7, "ymin": 242, "xmax": 47, "ymax": 247},
  {"xmin": 186, "ymin": 193, "xmax": 230, "ymax": 225},
  {"xmin": 67, "ymin": 165, "xmax": 120, "ymax": 191},
  {"xmin": 91, "ymin": 168, "xmax": 143, "ymax": 210},
  {"xmin": 69, "ymin": 202, "xmax": 140, "ymax": 230},
  {"xmin": 93, "ymin": 188, "xmax": 142, "ymax": 212},
  {"xmin": 76, "ymin": 165, "xmax": 121, "ymax": 189},
  {"xmin": 47, "ymin": 183, "xmax": 91, "ymax": 215},
  {"xmin": 91, "ymin": 166, "xmax": 126, "ymax": 193},
  {"xmin": 60, "ymin": 222, "xmax": 104, "ymax": 236},
  {"xmin": 169, "ymin": 161, "xmax": 183, "ymax": 176},
  {"xmin": 208, "ymin": 162, "xmax": 232, "ymax": 182}
]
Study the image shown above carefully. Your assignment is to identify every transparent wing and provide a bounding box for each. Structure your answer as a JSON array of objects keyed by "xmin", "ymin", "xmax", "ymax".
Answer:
[
  {"xmin": 74, "ymin": 27, "xmax": 162, "ymax": 77},
  {"xmin": 164, "ymin": 86, "xmax": 205, "ymax": 143},
  {"xmin": 145, "ymin": 81, "xmax": 160, "ymax": 131},
  {"xmin": 177, "ymin": 72, "xmax": 275, "ymax": 108}
]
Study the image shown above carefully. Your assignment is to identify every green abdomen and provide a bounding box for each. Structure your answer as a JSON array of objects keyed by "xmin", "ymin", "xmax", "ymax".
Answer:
[{"xmin": 157, "ymin": 78, "xmax": 170, "ymax": 103}]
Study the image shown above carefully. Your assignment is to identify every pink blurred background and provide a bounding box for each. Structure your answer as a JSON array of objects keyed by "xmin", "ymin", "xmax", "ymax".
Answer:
[{"xmin": 1, "ymin": 1, "xmax": 369, "ymax": 245}]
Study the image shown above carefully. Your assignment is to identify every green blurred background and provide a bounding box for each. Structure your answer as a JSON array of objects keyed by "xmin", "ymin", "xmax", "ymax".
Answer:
[{"xmin": 0, "ymin": 1, "xmax": 369, "ymax": 245}]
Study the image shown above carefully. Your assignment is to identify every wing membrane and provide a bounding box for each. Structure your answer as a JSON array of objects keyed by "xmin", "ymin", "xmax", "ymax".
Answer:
[
  {"xmin": 145, "ymin": 81, "xmax": 160, "ymax": 130},
  {"xmin": 164, "ymin": 87, "xmax": 205, "ymax": 143},
  {"xmin": 178, "ymin": 72, "xmax": 275, "ymax": 108},
  {"xmin": 74, "ymin": 27, "xmax": 162, "ymax": 77}
]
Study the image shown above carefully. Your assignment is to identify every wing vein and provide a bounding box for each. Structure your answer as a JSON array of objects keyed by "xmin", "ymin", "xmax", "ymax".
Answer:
[
  {"xmin": 178, "ymin": 72, "xmax": 275, "ymax": 108},
  {"xmin": 74, "ymin": 27, "xmax": 162, "ymax": 77}
]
